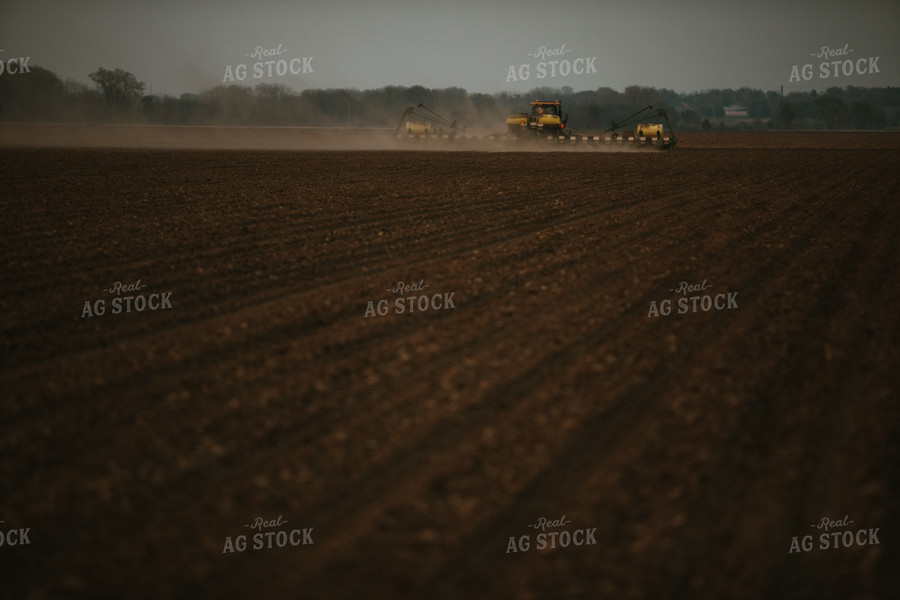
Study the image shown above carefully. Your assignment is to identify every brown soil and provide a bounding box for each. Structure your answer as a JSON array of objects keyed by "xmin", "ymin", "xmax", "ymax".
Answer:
[{"xmin": 1, "ymin": 130, "xmax": 898, "ymax": 599}]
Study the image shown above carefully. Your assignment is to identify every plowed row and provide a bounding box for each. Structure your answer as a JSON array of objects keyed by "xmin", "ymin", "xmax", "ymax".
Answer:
[{"xmin": 1, "ymin": 132, "xmax": 898, "ymax": 599}]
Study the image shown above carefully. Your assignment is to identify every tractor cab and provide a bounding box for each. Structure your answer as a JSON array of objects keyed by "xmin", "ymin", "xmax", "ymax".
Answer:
[{"xmin": 528, "ymin": 100, "xmax": 566, "ymax": 133}]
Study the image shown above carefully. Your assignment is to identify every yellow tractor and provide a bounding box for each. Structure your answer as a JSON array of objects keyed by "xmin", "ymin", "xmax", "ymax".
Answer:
[{"xmin": 507, "ymin": 100, "xmax": 568, "ymax": 136}]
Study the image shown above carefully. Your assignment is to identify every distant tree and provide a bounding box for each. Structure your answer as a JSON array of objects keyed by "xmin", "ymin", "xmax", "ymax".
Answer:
[
  {"xmin": 814, "ymin": 96, "xmax": 847, "ymax": 129},
  {"xmin": 680, "ymin": 109, "xmax": 700, "ymax": 130},
  {"xmin": 594, "ymin": 86, "xmax": 622, "ymax": 105},
  {"xmin": 64, "ymin": 78, "xmax": 92, "ymax": 96},
  {"xmin": 256, "ymin": 83, "xmax": 291, "ymax": 102},
  {"xmin": 657, "ymin": 87, "xmax": 682, "ymax": 106},
  {"xmin": 440, "ymin": 87, "xmax": 468, "ymax": 104},
  {"xmin": 89, "ymin": 67, "xmax": 145, "ymax": 108},
  {"xmin": 10, "ymin": 77, "xmax": 888, "ymax": 130},
  {"xmin": 748, "ymin": 99, "xmax": 771, "ymax": 118},
  {"xmin": 63, "ymin": 77, "xmax": 103, "ymax": 121},
  {"xmin": 848, "ymin": 101, "xmax": 885, "ymax": 129},
  {"xmin": 624, "ymin": 85, "xmax": 655, "ymax": 106},
  {"xmin": 0, "ymin": 65, "xmax": 67, "ymax": 120},
  {"xmin": 527, "ymin": 86, "xmax": 564, "ymax": 100},
  {"xmin": 139, "ymin": 94, "xmax": 160, "ymax": 120},
  {"xmin": 470, "ymin": 93, "xmax": 496, "ymax": 111},
  {"xmin": 404, "ymin": 85, "xmax": 430, "ymax": 104},
  {"xmin": 777, "ymin": 103, "xmax": 797, "ymax": 129}
]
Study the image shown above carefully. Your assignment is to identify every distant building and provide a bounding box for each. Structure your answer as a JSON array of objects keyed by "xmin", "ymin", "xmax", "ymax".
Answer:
[{"xmin": 724, "ymin": 105, "xmax": 748, "ymax": 117}]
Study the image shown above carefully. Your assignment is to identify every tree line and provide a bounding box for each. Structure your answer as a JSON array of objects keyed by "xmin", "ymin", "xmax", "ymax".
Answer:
[{"xmin": 1, "ymin": 65, "xmax": 897, "ymax": 131}]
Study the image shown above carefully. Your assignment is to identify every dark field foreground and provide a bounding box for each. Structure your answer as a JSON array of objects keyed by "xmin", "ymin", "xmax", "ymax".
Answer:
[{"xmin": 1, "ymin": 133, "xmax": 899, "ymax": 599}]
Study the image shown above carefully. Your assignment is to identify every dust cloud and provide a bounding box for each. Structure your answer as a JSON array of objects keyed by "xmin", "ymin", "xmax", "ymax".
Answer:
[{"xmin": 0, "ymin": 122, "xmax": 655, "ymax": 153}]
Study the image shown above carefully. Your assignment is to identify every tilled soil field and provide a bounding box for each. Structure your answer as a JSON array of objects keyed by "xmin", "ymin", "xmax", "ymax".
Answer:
[{"xmin": 1, "ymin": 131, "xmax": 899, "ymax": 599}]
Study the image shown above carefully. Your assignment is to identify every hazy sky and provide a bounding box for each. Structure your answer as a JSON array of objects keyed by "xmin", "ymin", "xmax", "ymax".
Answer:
[{"xmin": 1, "ymin": 0, "xmax": 897, "ymax": 96}]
